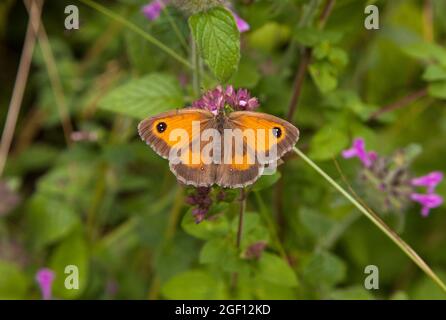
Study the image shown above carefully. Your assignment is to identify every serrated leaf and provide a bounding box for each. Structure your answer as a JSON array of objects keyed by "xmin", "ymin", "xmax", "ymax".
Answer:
[
  {"xmin": 99, "ymin": 73, "xmax": 184, "ymax": 119},
  {"xmin": 299, "ymin": 208, "xmax": 336, "ymax": 238},
  {"xmin": 428, "ymin": 81, "xmax": 446, "ymax": 99},
  {"xmin": 309, "ymin": 62, "xmax": 338, "ymax": 93},
  {"xmin": 251, "ymin": 171, "xmax": 281, "ymax": 191},
  {"xmin": 181, "ymin": 206, "xmax": 229, "ymax": 240},
  {"xmin": 258, "ymin": 252, "xmax": 298, "ymax": 287},
  {"xmin": 294, "ymin": 27, "xmax": 342, "ymax": 47},
  {"xmin": 189, "ymin": 7, "xmax": 240, "ymax": 82},
  {"xmin": 423, "ymin": 65, "xmax": 446, "ymax": 81},
  {"xmin": 308, "ymin": 126, "xmax": 349, "ymax": 161},
  {"xmin": 49, "ymin": 231, "xmax": 89, "ymax": 299},
  {"xmin": 303, "ymin": 251, "xmax": 346, "ymax": 287},
  {"xmin": 161, "ymin": 269, "xmax": 227, "ymax": 299},
  {"xmin": 0, "ymin": 261, "xmax": 28, "ymax": 299},
  {"xmin": 26, "ymin": 195, "xmax": 80, "ymax": 248}
]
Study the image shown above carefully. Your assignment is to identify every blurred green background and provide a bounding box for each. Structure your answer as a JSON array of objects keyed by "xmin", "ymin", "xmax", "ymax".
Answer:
[{"xmin": 1, "ymin": 0, "xmax": 446, "ymax": 300}]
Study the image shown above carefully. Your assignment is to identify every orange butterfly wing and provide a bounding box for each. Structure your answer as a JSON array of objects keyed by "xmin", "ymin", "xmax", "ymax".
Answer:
[
  {"xmin": 138, "ymin": 108, "xmax": 214, "ymax": 159},
  {"xmin": 227, "ymin": 111, "xmax": 299, "ymax": 164},
  {"xmin": 138, "ymin": 108, "xmax": 218, "ymax": 187}
]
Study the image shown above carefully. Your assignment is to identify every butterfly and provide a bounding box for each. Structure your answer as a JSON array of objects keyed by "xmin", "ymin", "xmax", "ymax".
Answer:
[{"xmin": 138, "ymin": 108, "xmax": 299, "ymax": 188}]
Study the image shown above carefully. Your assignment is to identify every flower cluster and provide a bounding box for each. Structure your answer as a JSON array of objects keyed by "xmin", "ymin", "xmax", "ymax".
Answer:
[
  {"xmin": 35, "ymin": 268, "xmax": 55, "ymax": 300},
  {"xmin": 142, "ymin": 0, "xmax": 250, "ymax": 33},
  {"xmin": 191, "ymin": 85, "xmax": 259, "ymax": 114},
  {"xmin": 342, "ymin": 138, "xmax": 443, "ymax": 217},
  {"xmin": 185, "ymin": 187, "xmax": 213, "ymax": 223},
  {"xmin": 244, "ymin": 241, "xmax": 267, "ymax": 260}
]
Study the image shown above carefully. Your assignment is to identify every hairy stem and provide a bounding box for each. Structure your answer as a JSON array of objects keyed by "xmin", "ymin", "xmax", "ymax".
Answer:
[{"xmin": 293, "ymin": 146, "xmax": 446, "ymax": 293}]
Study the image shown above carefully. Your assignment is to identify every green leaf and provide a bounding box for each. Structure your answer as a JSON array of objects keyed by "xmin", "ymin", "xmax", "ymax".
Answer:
[
  {"xmin": 26, "ymin": 195, "xmax": 80, "ymax": 248},
  {"xmin": 299, "ymin": 208, "xmax": 336, "ymax": 238},
  {"xmin": 251, "ymin": 171, "xmax": 281, "ymax": 191},
  {"xmin": 294, "ymin": 27, "xmax": 342, "ymax": 47},
  {"xmin": 189, "ymin": 7, "xmax": 240, "ymax": 82},
  {"xmin": 258, "ymin": 252, "xmax": 298, "ymax": 287},
  {"xmin": 229, "ymin": 58, "xmax": 260, "ymax": 88},
  {"xmin": 308, "ymin": 126, "xmax": 349, "ymax": 161},
  {"xmin": 309, "ymin": 62, "xmax": 338, "ymax": 93},
  {"xmin": 162, "ymin": 270, "xmax": 227, "ymax": 299},
  {"xmin": 403, "ymin": 42, "xmax": 446, "ymax": 66},
  {"xmin": 49, "ymin": 231, "xmax": 89, "ymax": 299},
  {"xmin": 411, "ymin": 270, "xmax": 446, "ymax": 300},
  {"xmin": 423, "ymin": 64, "xmax": 446, "ymax": 81},
  {"xmin": 329, "ymin": 285, "xmax": 374, "ymax": 300},
  {"xmin": 199, "ymin": 238, "xmax": 244, "ymax": 273},
  {"xmin": 99, "ymin": 73, "xmax": 184, "ymax": 119},
  {"xmin": 303, "ymin": 251, "xmax": 346, "ymax": 287},
  {"xmin": 181, "ymin": 206, "xmax": 229, "ymax": 240},
  {"xmin": 428, "ymin": 81, "xmax": 446, "ymax": 99},
  {"xmin": 248, "ymin": 22, "xmax": 290, "ymax": 53},
  {"xmin": 0, "ymin": 261, "xmax": 28, "ymax": 299}
]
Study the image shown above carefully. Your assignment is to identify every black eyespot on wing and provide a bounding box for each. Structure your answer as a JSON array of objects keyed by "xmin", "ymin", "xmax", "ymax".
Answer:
[
  {"xmin": 272, "ymin": 127, "xmax": 282, "ymax": 138},
  {"xmin": 156, "ymin": 122, "xmax": 167, "ymax": 133}
]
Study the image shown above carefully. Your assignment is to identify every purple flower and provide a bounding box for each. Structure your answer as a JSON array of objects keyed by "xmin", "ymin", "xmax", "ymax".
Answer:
[
  {"xmin": 342, "ymin": 138, "xmax": 376, "ymax": 168},
  {"xmin": 192, "ymin": 86, "xmax": 226, "ymax": 114},
  {"xmin": 187, "ymin": 187, "xmax": 212, "ymax": 223},
  {"xmin": 192, "ymin": 207, "xmax": 208, "ymax": 223},
  {"xmin": 411, "ymin": 171, "xmax": 443, "ymax": 193},
  {"xmin": 244, "ymin": 241, "xmax": 267, "ymax": 260},
  {"xmin": 142, "ymin": 1, "xmax": 250, "ymax": 33},
  {"xmin": 192, "ymin": 86, "xmax": 259, "ymax": 114},
  {"xmin": 226, "ymin": 87, "xmax": 259, "ymax": 110},
  {"xmin": 36, "ymin": 268, "xmax": 55, "ymax": 300},
  {"xmin": 142, "ymin": 0, "xmax": 167, "ymax": 21},
  {"xmin": 410, "ymin": 193, "xmax": 443, "ymax": 217},
  {"xmin": 231, "ymin": 11, "xmax": 250, "ymax": 33}
]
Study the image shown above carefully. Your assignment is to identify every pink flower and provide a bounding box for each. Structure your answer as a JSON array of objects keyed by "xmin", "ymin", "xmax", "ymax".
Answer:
[
  {"xmin": 410, "ymin": 193, "xmax": 443, "ymax": 217},
  {"xmin": 142, "ymin": 0, "xmax": 167, "ymax": 21},
  {"xmin": 411, "ymin": 171, "xmax": 443, "ymax": 193},
  {"xmin": 192, "ymin": 85, "xmax": 259, "ymax": 114},
  {"xmin": 231, "ymin": 11, "xmax": 250, "ymax": 33},
  {"xmin": 342, "ymin": 138, "xmax": 376, "ymax": 168},
  {"xmin": 36, "ymin": 268, "xmax": 55, "ymax": 300},
  {"xmin": 192, "ymin": 86, "xmax": 226, "ymax": 114},
  {"xmin": 141, "ymin": 1, "xmax": 250, "ymax": 33},
  {"xmin": 228, "ymin": 87, "xmax": 259, "ymax": 110}
]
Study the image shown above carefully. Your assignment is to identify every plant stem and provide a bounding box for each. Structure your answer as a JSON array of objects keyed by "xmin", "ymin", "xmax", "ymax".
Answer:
[
  {"xmin": 293, "ymin": 146, "xmax": 446, "ymax": 293},
  {"xmin": 164, "ymin": 187, "xmax": 185, "ymax": 242},
  {"xmin": 286, "ymin": 0, "xmax": 336, "ymax": 121},
  {"xmin": 191, "ymin": 40, "xmax": 201, "ymax": 97},
  {"xmin": 0, "ymin": 0, "xmax": 42, "ymax": 177},
  {"xmin": 368, "ymin": 88, "xmax": 428, "ymax": 121},
  {"xmin": 79, "ymin": 0, "xmax": 193, "ymax": 69},
  {"xmin": 231, "ymin": 188, "xmax": 246, "ymax": 292},
  {"xmin": 162, "ymin": 6, "xmax": 189, "ymax": 53},
  {"xmin": 423, "ymin": 0, "xmax": 434, "ymax": 42},
  {"xmin": 236, "ymin": 188, "xmax": 246, "ymax": 249},
  {"xmin": 254, "ymin": 191, "xmax": 288, "ymax": 261},
  {"xmin": 25, "ymin": 0, "xmax": 74, "ymax": 146}
]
